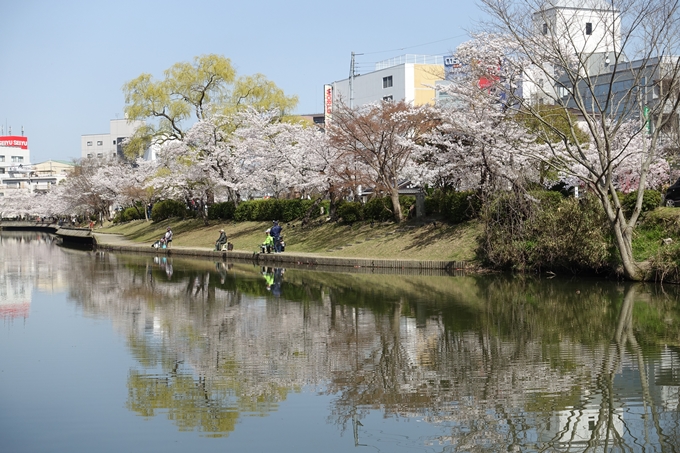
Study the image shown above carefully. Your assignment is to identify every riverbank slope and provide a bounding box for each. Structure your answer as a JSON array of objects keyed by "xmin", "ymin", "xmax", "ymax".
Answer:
[{"xmin": 96, "ymin": 218, "xmax": 482, "ymax": 262}]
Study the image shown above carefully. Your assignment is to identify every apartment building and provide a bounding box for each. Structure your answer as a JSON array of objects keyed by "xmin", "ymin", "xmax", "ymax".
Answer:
[
  {"xmin": 328, "ymin": 54, "xmax": 445, "ymax": 111},
  {"xmin": 81, "ymin": 118, "xmax": 144, "ymax": 160}
]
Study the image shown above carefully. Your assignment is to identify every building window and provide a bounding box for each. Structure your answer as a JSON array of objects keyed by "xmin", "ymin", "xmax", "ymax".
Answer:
[
  {"xmin": 87, "ymin": 153, "xmax": 93, "ymax": 158},
  {"xmin": 97, "ymin": 153, "xmax": 103, "ymax": 158},
  {"xmin": 97, "ymin": 140, "xmax": 103, "ymax": 146},
  {"xmin": 383, "ymin": 76, "xmax": 393, "ymax": 88},
  {"xmin": 87, "ymin": 141, "xmax": 93, "ymax": 146},
  {"xmin": 0, "ymin": 155, "xmax": 4, "ymax": 162},
  {"xmin": 11, "ymin": 156, "xmax": 23, "ymax": 163},
  {"xmin": 586, "ymin": 22, "xmax": 592, "ymax": 35},
  {"xmin": 542, "ymin": 23, "xmax": 548, "ymax": 35},
  {"xmin": 113, "ymin": 140, "xmax": 117, "ymax": 145},
  {"xmin": 383, "ymin": 95, "xmax": 393, "ymax": 101}
]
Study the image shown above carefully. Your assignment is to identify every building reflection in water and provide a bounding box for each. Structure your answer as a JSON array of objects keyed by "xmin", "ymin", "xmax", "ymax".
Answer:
[{"xmin": 0, "ymin": 232, "xmax": 70, "ymax": 321}]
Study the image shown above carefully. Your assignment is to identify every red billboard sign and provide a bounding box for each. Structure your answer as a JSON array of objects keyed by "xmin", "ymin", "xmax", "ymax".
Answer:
[{"xmin": 0, "ymin": 136, "xmax": 28, "ymax": 149}]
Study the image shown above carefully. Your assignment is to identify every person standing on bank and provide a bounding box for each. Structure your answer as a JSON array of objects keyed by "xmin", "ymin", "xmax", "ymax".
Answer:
[
  {"xmin": 165, "ymin": 227, "xmax": 173, "ymax": 247},
  {"xmin": 270, "ymin": 220, "xmax": 283, "ymax": 253},
  {"xmin": 215, "ymin": 229, "xmax": 228, "ymax": 251}
]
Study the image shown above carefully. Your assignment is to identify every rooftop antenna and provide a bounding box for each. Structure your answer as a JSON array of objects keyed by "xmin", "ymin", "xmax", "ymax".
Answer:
[{"xmin": 21, "ymin": 126, "xmax": 24, "ymax": 136}]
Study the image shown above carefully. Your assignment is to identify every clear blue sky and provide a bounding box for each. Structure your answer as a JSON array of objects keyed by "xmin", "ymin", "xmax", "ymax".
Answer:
[{"xmin": 0, "ymin": 0, "xmax": 482, "ymax": 163}]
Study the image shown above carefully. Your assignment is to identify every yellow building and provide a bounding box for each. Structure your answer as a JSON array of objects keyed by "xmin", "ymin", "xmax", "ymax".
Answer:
[
  {"xmin": 32, "ymin": 160, "xmax": 74, "ymax": 178},
  {"xmin": 328, "ymin": 55, "xmax": 445, "ymax": 110}
]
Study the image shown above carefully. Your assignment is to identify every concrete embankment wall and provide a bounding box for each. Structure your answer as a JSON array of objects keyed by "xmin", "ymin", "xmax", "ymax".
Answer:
[
  {"xmin": 0, "ymin": 225, "xmax": 469, "ymax": 274},
  {"xmin": 94, "ymin": 240, "xmax": 468, "ymax": 273}
]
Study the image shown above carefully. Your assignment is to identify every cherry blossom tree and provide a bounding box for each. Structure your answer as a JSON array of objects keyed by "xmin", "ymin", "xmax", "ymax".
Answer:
[
  {"xmin": 153, "ymin": 108, "xmax": 343, "ymax": 221},
  {"xmin": 406, "ymin": 33, "xmax": 545, "ymax": 196},
  {"xmin": 475, "ymin": 0, "xmax": 680, "ymax": 280},
  {"xmin": 122, "ymin": 54, "xmax": 298, "ymax": 158},
  {"xmin": 328, "ymin": 100, "xmax": 439, "ymax": 222}
]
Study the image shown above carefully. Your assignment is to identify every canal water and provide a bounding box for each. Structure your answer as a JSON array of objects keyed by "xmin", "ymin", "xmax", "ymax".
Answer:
[{"xmin": 2, "ymin": 231, "xmax": 680, "ymax": 452}]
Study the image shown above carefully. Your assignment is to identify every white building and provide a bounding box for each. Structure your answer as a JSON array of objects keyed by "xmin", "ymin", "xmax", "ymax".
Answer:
[
  {"xmin": 328, "ymin": 55, "xmax": 445, "ymax": 110},
  {"xmin": 0, "ymin": 135, "xmax": 31, "ymax": 195},
  {"xmin": 518, "ymin": 0, "xmax": 622, "ymax": 105},
  {"xmin": 0, "ymin": 136, "xmax": 30, "ymax": 173},
  {"xmin": 0, "ymin": 137, "xmax": 73, "ymax": 196},
  {"xmin": 81, "ymin": 118, "xmax": 144, "ymax": 160}
]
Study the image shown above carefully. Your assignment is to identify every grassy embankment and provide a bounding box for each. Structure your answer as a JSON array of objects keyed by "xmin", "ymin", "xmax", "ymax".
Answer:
[
  {"xmin": 95, "ymin": 207, "xmax": 680, "ymax": 266},
  {"xmin": 97, "ymin": 217, "xmax": 482, "ymax": 262}
]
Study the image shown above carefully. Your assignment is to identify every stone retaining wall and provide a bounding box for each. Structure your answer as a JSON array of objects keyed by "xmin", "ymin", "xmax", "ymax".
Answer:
[{"xmin": 94, "ymin": 242, "xmax": 467, "ymax": 272}]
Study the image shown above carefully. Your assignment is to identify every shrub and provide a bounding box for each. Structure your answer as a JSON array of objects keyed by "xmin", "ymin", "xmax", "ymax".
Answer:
[
  {"xmin": 479, "ymin": 190, "xmax": 614, "ymax": 273},
  {"xmin": 232, "ymin": 198, "xmax": 328, "ymax": 222},
  {"xmin": 112, "ymin": 206, "xmax": 143, "ymax": 223},
  {"xmin": 364, "ymin": 197, "xmax": 393, "ymax": 221},
  {"xmin": 336, "ymin": 201, "xmax": 364, "ymax": 223},
  {"xmin": 621, "ymin": 190, "xmax": 662, "ymax": 217},
  {"xmin": 650, "ymin": 242, "xmax": 680, "ymax": 283},
  {"xmin": 208, "ymin": 201, "xmax": 236, "ymax": 220},
  {"xmin": 442, "ymin": 191, "xmax": 481, "ymax": 224},
  {"xmin": 151, "ymin": 199, "xmax": 189, "ymax": 222}
]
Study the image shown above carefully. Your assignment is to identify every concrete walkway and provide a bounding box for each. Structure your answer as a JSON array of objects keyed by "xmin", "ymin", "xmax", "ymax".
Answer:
[{"xmin": 92, "ymin": 232, "xmax": 467, "ymax": 272}]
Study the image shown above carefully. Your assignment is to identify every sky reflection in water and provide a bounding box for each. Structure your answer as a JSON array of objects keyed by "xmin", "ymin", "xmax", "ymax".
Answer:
[{"xmin": 1, "ymin": 231, "xmax": 680, "ymax": 452}]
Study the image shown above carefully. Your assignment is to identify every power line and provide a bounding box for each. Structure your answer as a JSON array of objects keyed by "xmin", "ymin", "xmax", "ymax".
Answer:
[{"xmin": 360, "ymin": 34, "xmax": 469, "ymax": 56}]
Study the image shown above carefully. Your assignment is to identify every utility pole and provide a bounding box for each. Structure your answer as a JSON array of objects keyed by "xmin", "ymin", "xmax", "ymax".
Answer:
[
  {"xmin": 349, "ymin": 52, "xmax": 355, "ymax": 109},
  {"xmin": 349, "ymin": 52, "xmax": 363, "ymax": 109}
]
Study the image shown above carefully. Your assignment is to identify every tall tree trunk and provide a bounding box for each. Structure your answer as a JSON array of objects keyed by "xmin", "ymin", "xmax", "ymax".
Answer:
[
  {"xmin": 612, "ymin": 219, "xmax": 648, "ymax": 281},
  {"xmin": 390, "ymin": 188, "xmax": 403, "ymax": 223}
]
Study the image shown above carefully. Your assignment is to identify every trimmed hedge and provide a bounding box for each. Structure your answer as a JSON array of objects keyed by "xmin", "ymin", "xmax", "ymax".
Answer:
[
  {"xmin": 151, "ymin": 199, "xmax": 190, "ymax": 222},
  {"xmin": 229, "ymin": 198, "xmax": 327, "ymax": 222},
  {"xmin": 208, "ymin": 201, "xmax": 236, "ymax": 220}
]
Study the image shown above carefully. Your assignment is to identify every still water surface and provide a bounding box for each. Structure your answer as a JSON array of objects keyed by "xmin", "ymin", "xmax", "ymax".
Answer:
[{"xmin": 2, "ymin": 231, "xmax": 680, "ymax": 452}]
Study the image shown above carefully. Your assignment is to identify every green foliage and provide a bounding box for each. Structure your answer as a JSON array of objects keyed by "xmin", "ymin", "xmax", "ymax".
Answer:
[
  {"xmin": 336, "ymin": 201, "xmax": 364, "ymax": 224},
  {"xmin": 479, "ymin": 191, "xmax": 615, "ymax": 273},
  {"xmin": 113, "ymin": 206, "xmax": 144, "ymax": 223},
  {"xmin": 632, "ymin": 222, "xmax": 667, "ymax": 261},
  {"xmin": 236, "ymin": 199, "xmax": 280, "ymax": 221},
  {"xmin": 122, "ymin": 54, "xmax": 298, "ymax": 158},
  {"xmin": 232, "ymin": 198, "xmax": 326, "ymax": 222},
  {"xmin": 650, "ymin": 241, "xmax": 680, "ymax": 283},
  {"xmin": 151, "ymin": 199, "xmax": 189, "ymax": 222},
  {"xmin": 621, "ymin": 190, "xmax": 662, "ymax": 217},
  {"xmin": 517, "ymin": 105, "xmax": 589, "ymax": 145},
  {"xmin": 638, "ymin": 208, "xmax": 680, "ymax": 281},
  {"xmin": 208, "ymin": 201, "xmax": 236, "ymax": 220},
  {"xmin": 364, "ymin": 197, "xmax": 394, "ymax": 221},
  {"xmin": 361, "ymin": 196, "xmax": 417, "ymax": 221},
  {"xmin": 426, "ymin": 190, "xmax": 481, "ymax": 224}
]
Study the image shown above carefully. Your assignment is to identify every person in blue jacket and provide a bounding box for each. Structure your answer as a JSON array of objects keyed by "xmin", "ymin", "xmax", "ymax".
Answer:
[{"xmin": 270, "ymin": 220, "xmax": 283, "ymax": 253}]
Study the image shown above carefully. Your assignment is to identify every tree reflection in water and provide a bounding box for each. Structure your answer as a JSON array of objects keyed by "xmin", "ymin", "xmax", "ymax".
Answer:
[{"xmin": 25, "ymin": 241, "xmax": 680, "ymax": 449}]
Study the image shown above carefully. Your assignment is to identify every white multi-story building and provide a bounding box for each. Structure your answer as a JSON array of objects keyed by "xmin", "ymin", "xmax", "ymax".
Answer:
[
  {"xmin": 0, "ymin": 136, "xmax": 72, "ymax": 196},
  {"xmin": 523, "ymin": 0, "xmax": 622, "ymax": 105},
  {"xmin": 328, "ymin": 55, "xmax": 445, "ymax": 111},
  {"xmin": 81, "ymin": 118, "xmax": 144, "ymax": 160},
  {"xmin": 0, "ymin": 135, "xmax": 30, "ymax": 176},
  {"xmin": 0, "ymin": 135, "xmax": 32, "ymax": 195}
]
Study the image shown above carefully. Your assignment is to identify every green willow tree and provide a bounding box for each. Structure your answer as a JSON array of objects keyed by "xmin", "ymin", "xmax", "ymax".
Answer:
[{"xmin": 122, "ymin": 54, "xmax": 298, "ymax": 158}]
